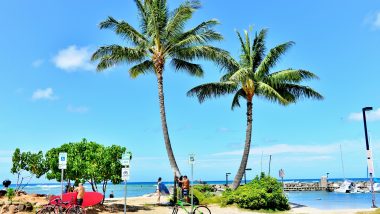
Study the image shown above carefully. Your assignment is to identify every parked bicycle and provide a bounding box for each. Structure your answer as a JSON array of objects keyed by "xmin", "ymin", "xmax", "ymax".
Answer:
[
  {"xmin": 37, "ymin": 197, "xmax": 85, "ymax": 214},
  {"xmin": 171, "ymin": 200, "xmax": 211, "ymax": 214}
]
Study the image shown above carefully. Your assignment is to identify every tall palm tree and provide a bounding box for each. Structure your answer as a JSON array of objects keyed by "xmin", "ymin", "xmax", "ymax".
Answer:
[
  {"xmin": 188, "ymin": 28, "xmax": 323, "ymax": 189},
  {"xmin": 91, "ymin": 0, "xmax": 234, "ymax": 176}
]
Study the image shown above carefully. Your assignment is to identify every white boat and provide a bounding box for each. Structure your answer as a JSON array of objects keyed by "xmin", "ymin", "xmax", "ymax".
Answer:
[
  {"xmin": 368, "ymin": 182, "xmax": 380, "ymax": 192},
  {"xmin": 334, "ymin": 180, "xmax": 358, "ymax": 193}
]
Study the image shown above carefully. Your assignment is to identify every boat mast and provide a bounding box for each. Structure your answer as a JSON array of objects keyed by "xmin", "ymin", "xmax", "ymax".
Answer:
[{"xmin": 340, "ymin": 144, "xmax": 346, "ymax": 180}]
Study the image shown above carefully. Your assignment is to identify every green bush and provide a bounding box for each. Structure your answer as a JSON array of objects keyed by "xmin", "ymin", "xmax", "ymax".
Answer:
[
  {"xmin": 6, "ymin": 188, "xmax": 15, "ymax": 202},
  {"xmin": 193, "ymin": 184, "xmax": 215, "ymax": 193},
  {"xmin": 222, "ymin": 173, "xmax": 290, "ymax": 211}
]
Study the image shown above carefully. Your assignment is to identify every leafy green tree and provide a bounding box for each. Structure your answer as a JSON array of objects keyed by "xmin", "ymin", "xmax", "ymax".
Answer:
[
  {"xmin": 91, "ymin": 0, "xmax": 234, "ymax": 176},
  {"xmin": 188, "ymin": 28, "xmax": 323, "ymax": 189},
  {"xmin": 45, "ymin": 139, "xmax": 128, "ymax": 196},
  {"xmin": 11, "ymin": 149, "xmax": 46, "ymax": 191}
]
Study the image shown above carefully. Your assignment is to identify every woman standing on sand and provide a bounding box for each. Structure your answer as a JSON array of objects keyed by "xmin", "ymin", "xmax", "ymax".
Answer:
[{"xmin": 156, "ymin": 177, "xmax": 164, "ymax": 203}]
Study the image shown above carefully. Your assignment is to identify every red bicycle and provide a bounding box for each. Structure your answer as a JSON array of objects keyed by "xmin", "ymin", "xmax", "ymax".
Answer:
[{"xmin": 36, "ymin": 197, "xmax": 85, "ymax": 214}]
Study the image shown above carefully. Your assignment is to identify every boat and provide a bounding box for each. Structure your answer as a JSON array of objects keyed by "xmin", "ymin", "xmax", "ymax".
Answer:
[{"xmin": 334, "ymin": 180, "xmax": 358, "ymax": 193}]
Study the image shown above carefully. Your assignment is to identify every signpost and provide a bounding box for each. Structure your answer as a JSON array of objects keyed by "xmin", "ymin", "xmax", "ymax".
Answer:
[
  {"xmin": 189, "ymin": 154, "xmax": 195, "ymax": 213},
  {"xmin": 58, "ymin": 152, "xmax": 67, "ymax": 200},
  {"xmin": 120, "ymin": 152, "xmax": 131, "ymax": 214},
  {"xmin": 279, "ymin": 169, "xmax": 285, "ymax": 191}
]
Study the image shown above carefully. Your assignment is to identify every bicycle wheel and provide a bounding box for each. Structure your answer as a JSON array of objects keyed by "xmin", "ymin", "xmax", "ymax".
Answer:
[
  {"xmin": 67, "ymin": 206, "xmax": 85, "ymax": 214},
  {"xmin": 171, "ymin": 205, "xmax": 179, "ymax": 214},
  {"xmin": 37, "ymin": 205, "xmax": 56, "ymax": 214},
  {"xmin": 193, "ymin": 205, "xmax": 211, "ymax": 214}
]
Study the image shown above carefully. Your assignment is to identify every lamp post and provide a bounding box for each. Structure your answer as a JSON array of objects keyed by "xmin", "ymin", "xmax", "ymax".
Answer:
[
  {"xmin": 244, "ymin": 168, "xmax": 252, "ymax": 184},
  {"xmin": 225, "ymin": 173, "xmax": 231, "ymax": 186},
  {"xmin": 362, "ymin": 106, "xmax": 376, "ymax": 208}
]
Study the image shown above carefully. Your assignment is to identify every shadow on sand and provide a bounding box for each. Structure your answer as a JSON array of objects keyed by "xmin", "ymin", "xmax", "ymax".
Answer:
[{"xmin": 86, "ymin": 203, "xmax": 153, "ymax": 213}]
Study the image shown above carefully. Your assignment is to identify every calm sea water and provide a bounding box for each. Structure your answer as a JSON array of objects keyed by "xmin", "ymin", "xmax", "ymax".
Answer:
[{"xmin": 7, "ymin": 178, "xmax": 380, "ymax": 209}]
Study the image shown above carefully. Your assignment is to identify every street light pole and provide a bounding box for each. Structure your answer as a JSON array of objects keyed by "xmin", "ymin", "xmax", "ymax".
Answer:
[
  {"xmin": 225, "ymin": 173, "xmax": 231, "ymax": 186},
  {"xmin": 362, "ymin": 106, "xmax": 376, "ymax": 208}
]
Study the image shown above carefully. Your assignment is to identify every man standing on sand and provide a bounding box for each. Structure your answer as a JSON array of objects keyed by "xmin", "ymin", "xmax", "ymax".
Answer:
[
  {"xmin": 180, "ymin": 176, "xmax": 190, "ymax": 203},
  {"xmin": 74, "ymin": 183, "xmax": 85, "ymax": 206}
]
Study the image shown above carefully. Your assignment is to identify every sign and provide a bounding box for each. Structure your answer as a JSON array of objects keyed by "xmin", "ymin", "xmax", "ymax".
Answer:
[
  {"xmin": 189, "ymin": 154, "xmax": 195, "ymax": 164},
  {"xmin": 58, "ymin": 153, "xmax": 67, "ymax": 169},
  {"xmin": 120, "ymin": 159, "xmax": 130, "ymax": 166},
  {"xmin": 367, "ymin": 150, "xmax": 375, "ymax": 174},
  {"xmin": 279, "ymin": 169, "xmax": 285, "ymax": 178},
  {"xmin": 122, "ymin": 168, "xmax": 130, "ymax": 181}
]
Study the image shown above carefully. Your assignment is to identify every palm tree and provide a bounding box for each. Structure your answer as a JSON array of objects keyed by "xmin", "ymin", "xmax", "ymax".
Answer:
[
  {"xmin": 91, "ymin": 0, "xmax": 234, "ymax": 176},
  {"xmin": 188, "ymin": 28, "xmax": 323, "ymax": 189}
]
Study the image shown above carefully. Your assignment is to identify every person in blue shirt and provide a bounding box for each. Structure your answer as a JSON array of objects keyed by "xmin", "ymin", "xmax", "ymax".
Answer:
[{"xmin": 156, "ymin": 177, "xmax": 169, "ymax": 203}]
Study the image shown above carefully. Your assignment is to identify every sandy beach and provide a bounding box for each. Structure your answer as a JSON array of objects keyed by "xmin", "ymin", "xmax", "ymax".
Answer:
[{"xmin": 0, "ymin": 193, "xmax": 376, "ymax": 214}]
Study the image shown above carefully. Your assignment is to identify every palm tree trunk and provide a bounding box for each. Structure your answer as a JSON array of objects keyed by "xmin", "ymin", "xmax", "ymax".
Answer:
[
  {"xmin": 232, "ymin": 100, "xmax": 253, "ymax": 190},
  {"xmin": 157, "ymin": 73, "xmax": 181, "ymax": 176}
]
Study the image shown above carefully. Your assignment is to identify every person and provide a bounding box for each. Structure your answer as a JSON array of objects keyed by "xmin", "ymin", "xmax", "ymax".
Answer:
[
  {"xmin": 74, "ymin": 183, "xmax": 85, "ymax": 206},
  {"xmin": 177, "ymin": 176, "xmax": 183, "ymax": 199},
  {"xmin": 181, "ymin": 176, "xmax": 190, "ymax": 203},
  {"xmin": 156, "ymin": 177, "xmax": 162, "ymax": 203},
  {"xmin": 156, "ymin": 177, "xmax": 169, "ymax": 203},
  {"xmin": 109, "ymin": 191, "xmax": 114, "ymax": 198}
]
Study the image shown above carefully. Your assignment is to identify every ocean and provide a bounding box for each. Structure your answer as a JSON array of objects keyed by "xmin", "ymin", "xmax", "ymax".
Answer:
[{"xmin": 7, "ymin": 178, "xmax": 380, "ymax": 210}]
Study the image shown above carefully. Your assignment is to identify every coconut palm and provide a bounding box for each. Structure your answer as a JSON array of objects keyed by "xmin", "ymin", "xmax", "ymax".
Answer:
[
  {"xmin": 91, "ymin": 0, "xmax": 234, "ymax": 176},
  {"xmin": 188, "ymin": 28, "xmax": 323, "ymax": 189}
]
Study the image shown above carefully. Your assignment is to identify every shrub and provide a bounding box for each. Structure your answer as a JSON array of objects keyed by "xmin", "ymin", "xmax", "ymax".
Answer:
[
  {"xmin": 193, "ymin": 184, "xmax": 215, "ymax": 193},
  {"xmin": 6, "ymin": 188, "xmax": 15, "ymax": 202},
  {"xmin": 221, "ymin": 173, "xmax": 290, "ymax": 211}
]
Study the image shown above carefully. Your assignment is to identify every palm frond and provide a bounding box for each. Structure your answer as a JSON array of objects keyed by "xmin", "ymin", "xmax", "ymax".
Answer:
[
  {"xmin": 133, "ymin": 0, "xmax": 148, "ymax": 33},
  {"xmin": 171, "ymin": 58, "xmax": 203, "ymax": 77},
  {"xmin": 165, "ymin": 0, "xmax": 198, "ymax": 38},
  {"xmin": 168, "ymin": 19, "xmax": 221, "ymax": 50},
  {"xmin": 251, "ymin": 29, "xmax": 267, "ymax": 72},
  {"xmin": 276, "ymin": 83, "xmax": 324, "ymax": 101},
  {"xmin": 173, "ymin": 45, "xmax": 238, "ymax": 71},
  {"xmin": 231, "ymin": 89, "xmax": 247, "ymax": 110},
  {"xmin": 268, "ymin": 69, "xmax": 319, "ymax": 84},
  {"xmin": 99, "ymin": 17, "xmax": 147, "ymax": 45},
  {"xmin": 236, "ymin": 31, "xmax": 250, "ymax": 66},
  {"xmin": 91, "ymin": 45, "xmax": 145, "ymax": 71},
  {"xmin": 255, "ymin": 41, "xmax": 294, "ymax": 79},
  {"xmin": 229, "ymin": 67, "xmax": 250, "ymax": 83},
  {"xmin": 255, "ymin": 82, "xmax": 289, "ymax": 105},
  {"xmin": 129, "ymin": 60, "xmax": 154, "ymax": 78},
  {"xmin": 187, "ymin": 81, "xmax": 238, "ymax": 103}
]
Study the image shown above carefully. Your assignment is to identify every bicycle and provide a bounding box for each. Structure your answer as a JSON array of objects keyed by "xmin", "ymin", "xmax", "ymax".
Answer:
[
  {"xmin": 36, "ymin": 198, "xmax": 61, "ymax": 214},
  {"xmin": 171, "ymin": 200, "xmax": 211, "ymax": 214},
  {"xmin": 37, "ymin": 197, "xmax": 85, "ymax": 214}
]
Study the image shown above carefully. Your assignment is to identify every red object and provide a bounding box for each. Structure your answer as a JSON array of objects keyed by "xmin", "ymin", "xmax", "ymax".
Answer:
[{"xmin": 50, "ymin": 192, "xmax": 104, "ymax": 207}]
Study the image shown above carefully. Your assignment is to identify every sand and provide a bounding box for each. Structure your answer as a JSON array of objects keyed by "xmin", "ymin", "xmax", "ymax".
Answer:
[{"xmin": 2, "ymin": 193, "xmax": 377, "ymax": 213}]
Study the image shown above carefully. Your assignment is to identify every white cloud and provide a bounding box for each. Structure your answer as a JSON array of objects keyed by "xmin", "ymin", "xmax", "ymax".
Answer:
[
  {"xmin": 364, "ymin": 11, "xmax": 380, "ymax": 30},
  {"xmin": 373, "ymin": 12, "xmax": 380, "ymax": 29},
  {"xmin": 53, "ymin": 45, "xmax": 95, "ymax": 71},
  {"xmin": 67, "ymin": 105, "xmax": 89, "ymax": 113},
  {"xmin": 348, "ymin": 108, "xmax": 380, "ymax": 121},
  {"xmin": 32, "ymin": 88, "xmax": 57, "ymax": 100},
  {"xmin": 32, "ymin": 59, "xmax": 44, "ymax": 67}
]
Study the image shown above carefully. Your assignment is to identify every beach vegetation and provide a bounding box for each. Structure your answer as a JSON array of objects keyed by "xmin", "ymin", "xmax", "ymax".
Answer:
[
  {"xmin": 221, "ymin": 173, "xmax": 289, "ymax": 211},
  {"xmin": 44, "ymin": 138, "xmax": 128, "ymax": 201},
  {"xmin": 193, "ymin": 184, "xmax": 222, "ymax": 204},
  {"xmin": 6, "ymin": 188, "xmax": 15, "ymax": 202},
  {"xmin": 188, "ymin": 28, "xmax": 323, "ymax": 189},
  {"xmin": 11, "ymin": 148, "xmax": 46, "ymax": 192},
  {"xmin": 91, "ymin": 0, "xmax": 235, "ymax": 176}
]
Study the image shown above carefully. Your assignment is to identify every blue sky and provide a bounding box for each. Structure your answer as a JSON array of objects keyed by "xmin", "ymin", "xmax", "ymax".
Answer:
[{"xmin": 1, "ymin": 0, "xmax": 380, "ymax": 183}]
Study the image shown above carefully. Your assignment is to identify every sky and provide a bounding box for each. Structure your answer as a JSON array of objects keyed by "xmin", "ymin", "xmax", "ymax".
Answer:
[{"xmin": 0, "ymin": 0, "xmax": 380, "ymax": 183}]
